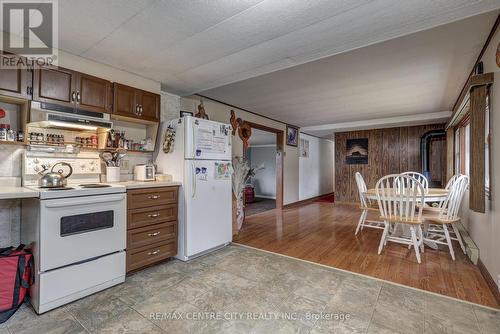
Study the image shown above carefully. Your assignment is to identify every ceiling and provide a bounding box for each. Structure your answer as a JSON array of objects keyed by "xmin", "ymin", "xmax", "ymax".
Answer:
[
  {"xmin": 201, "ymin": 11, "xmax": 498, "ymax": 136},
  {"xmin": 3, "ymin": 1, "xmax": 499, "ymax": 136},
  {"xmin": 3, "ymin": 0, "xmax": 498, "ymax": 96},
  {"xmin": 248, "ymin": 128, "xmax": 276, "ymax": 146}
]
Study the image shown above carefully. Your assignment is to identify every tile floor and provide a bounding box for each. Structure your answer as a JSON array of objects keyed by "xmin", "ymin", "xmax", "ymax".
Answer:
[{"xmin": 3, "ymin": 244, "xmax": 500, "ymax": 334}]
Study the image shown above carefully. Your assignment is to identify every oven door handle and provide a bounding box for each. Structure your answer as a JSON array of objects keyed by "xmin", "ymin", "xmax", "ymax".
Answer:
[{"xmin": 44, "ymin": 194, "xmax": 126, "ymax": 208}]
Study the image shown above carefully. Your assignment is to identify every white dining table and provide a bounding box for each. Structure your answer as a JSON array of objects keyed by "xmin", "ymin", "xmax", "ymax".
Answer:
[
  {"xmin": 363, "ymin": 188, "xmax": 449, "ymax": 250},
  {"xmin": 364, "ymin": 188, "xmax": 449, "ymax": 202}
]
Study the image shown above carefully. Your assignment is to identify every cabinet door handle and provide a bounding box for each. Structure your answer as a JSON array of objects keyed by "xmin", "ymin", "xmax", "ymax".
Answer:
[
  {"xmin": 140, "ymin": 105, "xmax": 144, "ymax": 115},
  {"xmin": 76, "ymin": 91, "xmax": 81, "ymax": 103},
  {"xmin": 148, "ymin": 195, "xmax": 160, "ymax": 199},
  {"xmin": 147, "ymin": 231, "xmax": 161, "ymax": 237},
  {"xmin": 148, "ymin": 213, "xmax": 160, "ymax": 218},
  {"xmin": 71, "ymin": 91, "xmax": 76, "ymax": 102},
  {"xmin": 148, "ymin": 249, "xmax": 160, "ymax": 256}
]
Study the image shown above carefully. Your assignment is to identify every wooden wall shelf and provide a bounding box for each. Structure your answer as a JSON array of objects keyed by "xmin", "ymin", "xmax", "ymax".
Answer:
[{"xmin": 0, "ymin": 140, "xmax": 27, "ymax": 146}]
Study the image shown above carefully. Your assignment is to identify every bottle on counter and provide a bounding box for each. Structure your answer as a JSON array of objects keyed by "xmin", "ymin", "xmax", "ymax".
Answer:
[
  {"xmin": 118, "ymin": 131, "xmax": 124, "ymax": 148},
  {"xmin": 91, "ymin": 135, "xmax": 97, "ymax": 148},
  {"xmin": 0, "ymin": 124, "xmax": 6, "ymax": 141},
  {"xmin": 37, "ymin": 132, "xmax": 44, "ymax": 144},
  {"xmin": 17, "ymin": 130, "xmax": 23, "ymax": 142},
  {"xmin": 6, "ymin": 125, "xmax": 15, "ymax": 141}
]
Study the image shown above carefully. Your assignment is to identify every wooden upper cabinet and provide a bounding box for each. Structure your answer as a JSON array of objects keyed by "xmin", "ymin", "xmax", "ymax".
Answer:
[
  {"xmin": 0, "ymin": 55, "xmax": 30, "ymax": 99},
  {"xmin": 77, "ymin": 73, "xmax": 112, "ymax": 113},
  {"xmin": 137, "ymin": 90, "xmax": 159, "ymax": 121},
  {"xmin": 33, "ymin": 66, "xmax": 76, "ymax": 108},
  {"xmin": 113, "ymin": 83, "xmax": 160, "ymax": 122},
  {"xmin": 33, "ymin": 66, "xmax": 112, "ymax": 113},
  {"xmin": 113, "ymin": 83, "xmax": 136, "ymax": 117}
]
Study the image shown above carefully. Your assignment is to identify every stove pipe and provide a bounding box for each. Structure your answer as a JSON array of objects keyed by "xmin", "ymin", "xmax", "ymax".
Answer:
[{"xmin": 420, "ymin": 130, "xmax": 446, "ymax": 181}]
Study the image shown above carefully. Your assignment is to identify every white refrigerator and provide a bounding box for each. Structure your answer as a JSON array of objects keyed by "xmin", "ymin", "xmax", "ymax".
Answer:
[{"xmin": 155, "ymin": 116, "xmax": 233, "ymax": 261}]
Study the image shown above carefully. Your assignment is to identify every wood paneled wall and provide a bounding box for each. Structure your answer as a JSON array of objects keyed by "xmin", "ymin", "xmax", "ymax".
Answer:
[{"xmin": 335, "ymin": 124, "xmax": 446, "ymax": 202}]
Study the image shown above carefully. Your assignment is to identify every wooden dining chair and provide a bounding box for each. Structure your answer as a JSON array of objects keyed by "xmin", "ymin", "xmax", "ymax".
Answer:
[
  {"xmin": 397, "ymin": 172, "xmax": 429, "ymax": 194},
  {"xmin": 376, "ymin": 174, "xmax": 425, "ymax": 263},
  {"xmin": 354, "ymin": 172, "xmax": 384, "ymax": 235},
  {"xmin": 423, "ymin": 175, "xmax": 469, "ymax": 260}
]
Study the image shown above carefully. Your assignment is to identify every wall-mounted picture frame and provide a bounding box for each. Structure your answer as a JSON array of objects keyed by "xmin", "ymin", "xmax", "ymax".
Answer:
[
  {"xmin": 346, "ymin": 138, "xmax": 368, "ymax": 164},
  {"xmin": 180, "ymin": 110, "xmax": 193, "ymax": 117},
  {"xmin": 300, "ymin": 138, "xmax": 309, "ymax": 158},
  {"xmin": 286, "ymin": 125, "xmax": 299, "ymax": 147}
]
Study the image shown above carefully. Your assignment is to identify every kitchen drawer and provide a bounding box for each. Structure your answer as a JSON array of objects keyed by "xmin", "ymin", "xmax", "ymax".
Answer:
[
  {"xmin": 127, "ymin": 187, "xmax": 178, "ymax": 210},
  {"xmin": 127, "ymin": 221, "xmax": 177, "ymax": 250},
  {"xmin": 127, "ymin": 240, "xmax": 177, "ymax": 273},
  {"xmin": 128, "ymin": 204, "xmax": 177, "ymax": 229}
]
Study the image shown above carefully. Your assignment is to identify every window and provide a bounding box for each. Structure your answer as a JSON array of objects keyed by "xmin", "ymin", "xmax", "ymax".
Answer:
[
  {"xmin": 454, "ymin": 114, "xmax": 470, "ymax": 176},
  {"xmin": 485, "ymin": 93, "xmax": 491, "ymax": 199},
  {"xmin": 454, "ymin": 89, "xmax": 491, "ymax": 200},
  {"xmin": 464, "ymin": 123, "xmax": 470, "ymax": 176},
  {"xmin": 454, "ymin": 128, "xmax": 460, "ymax": 173}
]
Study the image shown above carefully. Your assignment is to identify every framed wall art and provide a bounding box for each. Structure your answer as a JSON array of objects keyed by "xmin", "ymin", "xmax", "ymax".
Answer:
[
  {"xmin": 286, "ymin": 125, "xmax": 298, "ymax": 147},
  {"xmin": 346, "ymin": 138, "xmax": 368, "ymax": 164}
]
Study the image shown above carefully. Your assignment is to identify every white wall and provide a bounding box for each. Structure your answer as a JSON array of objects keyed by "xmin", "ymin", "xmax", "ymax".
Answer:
[
  {"xmin": 57, "ymin": 50, "xmax": 160, "ymax": 93},
  {"xmin": 460, "ymin": 27, "xmax": 500, "ymax": 290},
  {"xmin": 299, "ymin": 133, "xmax": 334, "ymax": 200},
  {"xmin": 180, "ymin": 96, "xmax": 300, "ymax": 205},
  {"xmin": 248, "ymin": 146, "xmax": 277, "ymax": 198},
  {"xmin": 161, "ymin": 91, "xmax": 181, "ymax": 120}
]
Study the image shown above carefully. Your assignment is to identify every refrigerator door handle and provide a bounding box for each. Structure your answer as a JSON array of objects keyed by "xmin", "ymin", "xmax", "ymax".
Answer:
[
  {"xmin": 191, "ymin": 162, "xmax": 197, "ymax": 198},
  {"xmin": 192, "ymin": 122, "xmax": 196, "ymax": 158}
]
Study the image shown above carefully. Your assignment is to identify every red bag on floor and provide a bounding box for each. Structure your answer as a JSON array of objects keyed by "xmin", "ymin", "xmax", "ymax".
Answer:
[{"xmin": 0, "ymin": 245, "xmax": 34, "ymax": 323}]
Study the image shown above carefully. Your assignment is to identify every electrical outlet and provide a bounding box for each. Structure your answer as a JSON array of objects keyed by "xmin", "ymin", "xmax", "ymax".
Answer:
[{"xmin": 121, "ymin": 160, "xmax": 129, "ymax": 170}]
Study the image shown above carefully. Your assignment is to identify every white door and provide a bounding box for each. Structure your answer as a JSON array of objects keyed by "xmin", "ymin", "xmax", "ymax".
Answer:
[
  {"xmin": 184, "ymin": 117, "xmax": 232, "ymax": 161},
  {"xmin": 184, "ymin": 159, "xmax": 232, "ymax": 257}
]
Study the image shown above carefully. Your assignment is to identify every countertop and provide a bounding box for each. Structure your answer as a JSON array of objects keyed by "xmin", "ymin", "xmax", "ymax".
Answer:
[
  {"xmin": 0, "ymin": 186, "xmax": 40, "ymax": 200},
  {"xmin": 115, "ymin": 180, "xmax": 182, "ymax": 189},
  {"xmin": 0, "ymin": 181, "xmax": 181, "ymax": 200}
]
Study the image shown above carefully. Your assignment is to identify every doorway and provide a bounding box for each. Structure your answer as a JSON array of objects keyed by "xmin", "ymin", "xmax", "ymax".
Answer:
[{"xmin": 243, "ymin": 123, "xmax": 284, "ymax": 216}]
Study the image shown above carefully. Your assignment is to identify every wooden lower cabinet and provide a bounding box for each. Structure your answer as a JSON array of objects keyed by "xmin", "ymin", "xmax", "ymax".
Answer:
[
  {"xmin": 126, "ymin": 186, "xmax": 179, "ymax": 273},
  {"xmin": 127, "ymin": 240, "xmax": 177, "ymax": 272}
]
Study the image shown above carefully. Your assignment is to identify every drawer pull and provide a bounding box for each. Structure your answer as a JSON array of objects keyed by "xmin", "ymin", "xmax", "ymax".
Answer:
[
  {"xmin": 147, "ymin": 231, "xmax": 161, "ymax": 237},
  {"xmin": 148, "ymin": 195, "xmax": 161, "ymax": 199},
  {"xmin": 148, "ymin": 213, "xmax": 161, "ymax": 218},
  {"xmin": 148, "ymin": 249, "xmax": 160, "ymax": 256}
]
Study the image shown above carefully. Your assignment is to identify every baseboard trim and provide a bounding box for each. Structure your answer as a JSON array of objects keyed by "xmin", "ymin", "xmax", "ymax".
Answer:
[
  {"xmin": 283, "ymin": 192, "xmax": 334, "ymax": 209},
  {"xmin": 254, "ymin": 195, "xmax": 276, "ymax": 200},
  {"xmin": 478, "ymin": 258, "xmax": 500, "ymax": 306}
]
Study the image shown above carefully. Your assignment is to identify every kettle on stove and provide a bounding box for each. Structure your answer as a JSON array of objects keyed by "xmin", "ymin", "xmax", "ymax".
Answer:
[{"xmin": 37, "ymin": 162, "xmax": 73, "ymax": 188}]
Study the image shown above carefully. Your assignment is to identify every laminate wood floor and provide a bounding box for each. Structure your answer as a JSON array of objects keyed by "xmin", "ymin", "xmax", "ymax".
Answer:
[
  {"xmin": 245, "ymin": 197, "xmax": 276, "ymax": 216},
  {"xmin": 234, "ymin": 202, "xmax": 500, "ymax": 309}
]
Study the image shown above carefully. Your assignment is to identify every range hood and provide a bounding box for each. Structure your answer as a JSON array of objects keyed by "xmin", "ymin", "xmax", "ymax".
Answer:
[{"xmin": 29, "ymin": 101, "xmax": 113, "ymax": 130}]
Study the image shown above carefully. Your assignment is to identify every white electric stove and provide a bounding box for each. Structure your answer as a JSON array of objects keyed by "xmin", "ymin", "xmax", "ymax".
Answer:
[
  {"xmin": 24, "ymin": 183, "xmax": 126, "ymax": 199},
  {"xmin": 21, "ymin": 150, "xmax": 127, "ymax": 314}
]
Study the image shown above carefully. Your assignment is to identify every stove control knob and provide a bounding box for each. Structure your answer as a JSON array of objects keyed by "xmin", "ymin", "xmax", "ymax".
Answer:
[
  {"xmin": 80, "ymin": 163, "xmax": 86, "ymax": 169},
  {"xmin": 33, "ymin": 165, "xmax": 40, "ymax": 172},
  {"xmin": 33, "ymin": 158, "xmax": 39, "ymax": 164},
  {"xmin": 89, "ymin": 166, "xmax": 96, "ymax": 172}
]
